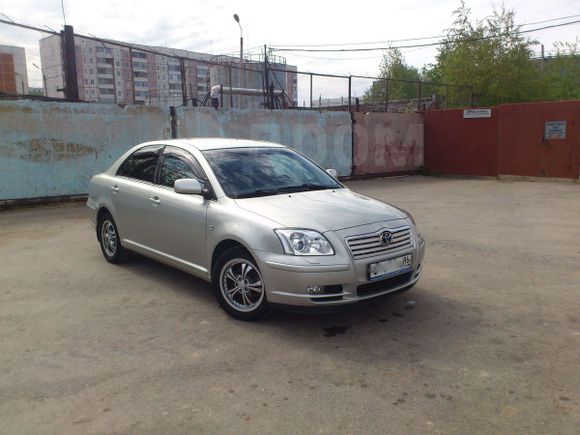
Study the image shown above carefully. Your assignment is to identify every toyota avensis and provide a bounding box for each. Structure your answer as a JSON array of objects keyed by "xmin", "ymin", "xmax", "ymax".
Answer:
[{"xmin": 87, "ymin": 139, "xmax": 425, "ymax": 320}]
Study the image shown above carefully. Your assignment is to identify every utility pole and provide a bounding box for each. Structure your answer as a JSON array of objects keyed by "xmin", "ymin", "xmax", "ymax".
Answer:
[{"xmin": 62, "ymin": 24, "xmax": 79, "ymax": 100}]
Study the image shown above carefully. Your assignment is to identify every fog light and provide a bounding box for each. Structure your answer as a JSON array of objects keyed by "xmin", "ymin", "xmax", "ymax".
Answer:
[{"xmin": 306, "ymin": 285, "xmax": 324, "ymax": 295}]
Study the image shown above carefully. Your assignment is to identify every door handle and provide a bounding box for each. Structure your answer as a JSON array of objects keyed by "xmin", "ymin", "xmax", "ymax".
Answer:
[
  {"xmin": 111, "ymin": 185, "xmax": 119, "ymax": 193},
  {"xmin": 150, "ymin": 196, "xmax": 161, "ymax": 206}
]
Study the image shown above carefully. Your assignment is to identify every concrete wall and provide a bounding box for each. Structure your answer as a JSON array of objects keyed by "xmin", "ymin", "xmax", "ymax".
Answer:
[
  {"xmin": 1, "ymin": 101, "xmax": 432, "ymax": 202},
  {"xmin": 176, "ymin": 107, "xmax": 353, "ymax": 176},
  {"xmin": 353, "ymin": 112, "xmax": 424, "ymax": 176},
  {"xmin": 0, "ymin": 101, "xmax": 170, "ymax": 200},
  {"xmin": 425, "ymin": 108, "xmax": 498, "ymax": 177}
]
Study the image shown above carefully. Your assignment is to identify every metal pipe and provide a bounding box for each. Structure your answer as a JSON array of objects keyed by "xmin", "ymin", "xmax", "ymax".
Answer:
[
  {"xmin": 309, "ymin": 74, "xmax": 313, "ymax": 108},
  {"xmin": 348, "ymin": 76, "xmax": 351, "ymax": 112}
]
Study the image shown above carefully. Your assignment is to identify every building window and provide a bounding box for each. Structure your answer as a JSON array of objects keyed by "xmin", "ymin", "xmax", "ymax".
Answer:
[
  {"xmin": 96, "ymin": 46, "xmax": 112, "ymax": 54},
  {"xmin": 116, "ymin": 71, "xmax": 121, "ymax": 77}
]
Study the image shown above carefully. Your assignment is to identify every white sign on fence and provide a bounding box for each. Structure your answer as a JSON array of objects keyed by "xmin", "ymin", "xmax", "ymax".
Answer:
[
  {"xmin": 463, "ymin": 108, "xmax": 492, "ymax": 119},
  {"xmin": 544, "ymin": 121, "xmax": 566, "ymax": 140}
]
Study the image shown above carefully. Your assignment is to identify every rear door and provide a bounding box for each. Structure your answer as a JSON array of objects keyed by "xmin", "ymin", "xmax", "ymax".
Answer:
[
  {"xmin": 112, "ymin": 144, "xmax": 163, "ymax": 247},
  {"xmin": 147, "ymin": 146, "xmax": 210, "ymax": 275}
]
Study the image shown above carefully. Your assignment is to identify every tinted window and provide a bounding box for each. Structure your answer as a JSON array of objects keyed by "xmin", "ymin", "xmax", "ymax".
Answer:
[
  {"xmin": 117, "ymin": 145, "xmax": 162, "ymax": 182},
  {"xmin": 159, "ymin": 155, "xmax": 197, "ymax": 188},
  {"xmin": 202, "ymin": 147, "xmax": 342, "ymax": 199}
]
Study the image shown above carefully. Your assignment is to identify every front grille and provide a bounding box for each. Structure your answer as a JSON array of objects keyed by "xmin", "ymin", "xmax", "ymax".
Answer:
[
  {"xmin": 357, "ymin": 272, "xmax": 413, "ymax": 297},
  {"xmin": 345, "ymin": 226, "xmax": 413, "ymax": 259}
]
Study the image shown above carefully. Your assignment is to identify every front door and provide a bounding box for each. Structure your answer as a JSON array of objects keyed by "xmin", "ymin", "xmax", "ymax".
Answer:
[{"xmin": 147, "ymin": 147, "xmax": 210, "ymax": 276}]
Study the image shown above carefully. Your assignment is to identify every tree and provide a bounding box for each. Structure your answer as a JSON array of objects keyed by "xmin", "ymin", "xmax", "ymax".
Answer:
[
  {"xmin": 542, "ymin": 39, "xmax": 580, "ymax": 100},
  {"xmin": 434, "ymin": 2, "xmax": 543, "ymax": 106},
  {"xmin": 364, "ymin": 47, "xmax": 422, "ymax": 103}
]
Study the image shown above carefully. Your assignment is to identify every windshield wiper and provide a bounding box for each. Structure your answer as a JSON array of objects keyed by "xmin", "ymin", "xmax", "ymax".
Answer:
[
  {"xmin": 235, "ymin": 189, "xmax": 282, "ymax": 198},
  {"xmin": 277, "ymin": 183, "xmax": 333, "ymax": 192},
  {"xmin": 235, "ymin": 184, "xmax": 336, "ymax": 199}
]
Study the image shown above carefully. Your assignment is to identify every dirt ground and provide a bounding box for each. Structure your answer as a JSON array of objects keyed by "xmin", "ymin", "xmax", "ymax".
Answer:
[{"xmin": 1, "ymin": 176, "xmax": 579, "ymax": 435}]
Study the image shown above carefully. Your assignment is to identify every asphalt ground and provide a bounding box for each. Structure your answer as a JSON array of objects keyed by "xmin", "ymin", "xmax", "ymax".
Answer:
[{"xmin": 1, "ymin": 176, "xmax": 579, "ymax": 434}]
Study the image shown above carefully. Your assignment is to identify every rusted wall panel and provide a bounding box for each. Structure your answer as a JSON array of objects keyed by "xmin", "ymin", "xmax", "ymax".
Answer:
[
  {"xmin": 424, "ymin": 108, "xmax": 498, "ymax": 177},
  {"xmin": 424, "ymin": 102, "xmax": 580, "ymax": 180},
  {"xmin": 176, "ymin": 107, "xmax": 353, "ymax": 176},
  {"xmin": 0, "ymin": 101, "xmax": 170, "ymax": 200},
  {"xmin": 498, "ymin": 101, "xmax": 580, "ymax": 179},
  {"xmin": 353, "ymin": 112, "xmax": 424, "ymax": 176}
]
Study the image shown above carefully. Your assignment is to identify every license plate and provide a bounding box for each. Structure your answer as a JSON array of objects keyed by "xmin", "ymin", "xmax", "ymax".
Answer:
[{"xmin": 369, "ymin": 254, "xmax": 413, "ymax": 280}]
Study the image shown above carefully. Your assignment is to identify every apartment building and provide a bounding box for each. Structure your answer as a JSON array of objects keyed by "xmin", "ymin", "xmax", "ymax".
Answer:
[
  {"xmin": 39, "ymin": 35, "xmax": 297, "ymax": 108},
  {"xmin": 0, "ymin": 45, "xmax": 29, "ymax": 95}
]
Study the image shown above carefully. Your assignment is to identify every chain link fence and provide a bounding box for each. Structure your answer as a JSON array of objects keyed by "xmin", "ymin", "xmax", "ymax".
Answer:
[
  {"xmin": 0, "ymin": 18, "xmax": 473, "ymax": 111},
  {"xmin": 0, "ymin": 18, "xmax": 64, "ymax": 99}
]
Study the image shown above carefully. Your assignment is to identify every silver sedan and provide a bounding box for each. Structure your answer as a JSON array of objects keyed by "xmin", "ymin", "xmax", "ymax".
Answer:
[{"xmin": 87, "ymin": 139, "xmax": 425, "ymax": 320}]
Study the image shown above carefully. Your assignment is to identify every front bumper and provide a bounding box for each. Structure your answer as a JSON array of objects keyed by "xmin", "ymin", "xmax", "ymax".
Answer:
[{"xmin": 256, "ymin": 230, "xmax": 425, "ymax": 308}]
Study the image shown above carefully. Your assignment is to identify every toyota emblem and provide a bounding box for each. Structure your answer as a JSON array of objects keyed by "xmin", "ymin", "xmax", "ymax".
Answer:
[{"xmin": 380, "ymin": 231, "xmax": 393, "ymax": 246}]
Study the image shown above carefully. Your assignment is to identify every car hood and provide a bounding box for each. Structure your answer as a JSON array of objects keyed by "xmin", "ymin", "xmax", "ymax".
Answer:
[{"xmin": 234, "ymin": 188, "xmax": 407, "ymax": 232}]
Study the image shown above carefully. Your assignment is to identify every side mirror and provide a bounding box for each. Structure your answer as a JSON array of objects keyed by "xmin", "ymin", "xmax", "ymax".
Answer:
[
  {"xmin": 326, "ymin": 168, "xmax": 338, "ymax": 178},
  {"xmin": 174, "ymin": 178, "xmax": 203, "ymax": 195}
]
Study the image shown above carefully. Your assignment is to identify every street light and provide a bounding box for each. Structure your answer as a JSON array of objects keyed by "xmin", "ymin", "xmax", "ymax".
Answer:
[
  {"xmin": 233, "ymin": 13, "xmax": 244, "ymax": 108},
  {"xmin": 233, "ymin": 13, "xmax": 243, "ymax": 66}
]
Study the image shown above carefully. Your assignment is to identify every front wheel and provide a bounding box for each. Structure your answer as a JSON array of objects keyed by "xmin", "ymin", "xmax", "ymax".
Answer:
[
  {"xmin": 97, "ymin": 212, "xmax": 130, "ymax": 264},
  {"xmin": 212, "ymin": 247, "xmax": 270, "ymax": 321}
]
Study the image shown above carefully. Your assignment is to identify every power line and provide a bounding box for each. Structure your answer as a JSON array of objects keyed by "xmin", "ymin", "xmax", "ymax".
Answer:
[
  {"xmin": 272, "ymin": 13, "xmax": 580, "ymax": 49},
  {"xmin": 60, "ymin": 0, "xmax": 67, "ymax": 26},
  {"xmin": 273, "ymin": 19, "xmax": 580, "ymax": 53}
]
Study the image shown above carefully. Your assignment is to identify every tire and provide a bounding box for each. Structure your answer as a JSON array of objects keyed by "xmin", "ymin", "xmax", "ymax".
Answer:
[
  {"xmin": 211, "ymin": 247, "xmax": 270, "ymax": 321},
  {"xmin": 97, "ymin": 212, "xmax": 131, "ymax": 264}
]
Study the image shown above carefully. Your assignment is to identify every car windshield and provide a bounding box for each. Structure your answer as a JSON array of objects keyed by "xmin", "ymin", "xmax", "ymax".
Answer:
[{"xmin": 202, "ymin": 147, "xmax": 343, "ymax": 199}]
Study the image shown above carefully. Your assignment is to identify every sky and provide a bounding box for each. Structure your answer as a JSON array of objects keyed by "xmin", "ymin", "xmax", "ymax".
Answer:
[{"xmin": 2, "ymin": 0, "xmax": 580, "ymax": 100}]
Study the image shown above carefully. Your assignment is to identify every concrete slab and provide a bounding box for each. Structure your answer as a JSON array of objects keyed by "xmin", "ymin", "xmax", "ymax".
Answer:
[{"xmin": 0, "ymin": 176, "xmax": 578, "ymax": 434}]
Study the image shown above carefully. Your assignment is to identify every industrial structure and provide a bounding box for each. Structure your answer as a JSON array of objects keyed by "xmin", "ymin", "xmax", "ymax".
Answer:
[{"xmin": 38, "ymin": 32, "xmax": 297, "ymax": 109}]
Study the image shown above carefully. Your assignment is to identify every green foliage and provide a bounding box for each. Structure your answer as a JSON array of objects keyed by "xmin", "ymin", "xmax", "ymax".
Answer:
[
  {"xmin": 363, "ymin": 47, "xmax": 422, "ymax": 103},
  {"xmin": 365, "ymin": 1, "xmax": 580, "ymax": 107},
  {"xmin": 434, "ymin": 1, "xmax": 542, "ymax": 106},
  {"xmin": 542, "ymin": 39, "xmax": 580, "ymax": 100}
]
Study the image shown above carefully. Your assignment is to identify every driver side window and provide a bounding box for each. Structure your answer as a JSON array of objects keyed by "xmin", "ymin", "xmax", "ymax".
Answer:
[{"xmin": 159, "ymin": 155, "xmax": 198, "ymax": 188}]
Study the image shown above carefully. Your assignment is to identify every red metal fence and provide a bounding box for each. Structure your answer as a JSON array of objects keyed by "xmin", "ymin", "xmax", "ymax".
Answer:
[
  {"xmin": 424, "ymin": 108, "xmax": 498, "ymax": 177},
  {"xmin": 424, "ymin": 101, "xmax": 580, "ymax": 180}
]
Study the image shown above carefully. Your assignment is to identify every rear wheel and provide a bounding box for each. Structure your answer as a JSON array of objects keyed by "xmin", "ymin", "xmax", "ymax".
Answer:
[
  {"xmin": 212, "ymin": 247, "xmax": 270, "ymax": 321},
  {"xmin": 97, "ymin": 212, "xmax": 130, "ymax": 264}
]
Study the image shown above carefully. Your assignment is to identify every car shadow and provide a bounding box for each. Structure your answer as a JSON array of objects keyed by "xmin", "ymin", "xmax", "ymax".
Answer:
[{"xmin": 118, "ymin": 254, "xmax": 481, "ymax": 365}]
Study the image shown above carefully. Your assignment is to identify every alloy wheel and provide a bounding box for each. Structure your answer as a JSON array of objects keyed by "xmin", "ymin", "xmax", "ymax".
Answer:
[
  {"xmin": 219, "ymin": 259, "xmax": 265, "ymax": 312},
  {"xmin": 101, "ymin": 220, "xmax": 117, "ymax": 257}
]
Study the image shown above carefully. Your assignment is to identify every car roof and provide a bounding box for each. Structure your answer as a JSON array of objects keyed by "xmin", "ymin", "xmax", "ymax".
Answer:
[{"xmin": 139, "ymin": 138, "xmax": 286, "ymax": 152}]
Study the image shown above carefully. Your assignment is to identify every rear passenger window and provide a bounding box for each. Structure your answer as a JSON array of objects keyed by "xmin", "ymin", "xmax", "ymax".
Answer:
[{"xmin": 116, "ymin": 145, "xmax": 162, "ymax": 182}]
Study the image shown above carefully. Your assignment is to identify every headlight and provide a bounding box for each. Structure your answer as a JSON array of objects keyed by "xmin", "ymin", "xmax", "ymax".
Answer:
[{"xmin": 275, "ymin": 229, "xmax": 334, "ymax": 256}]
